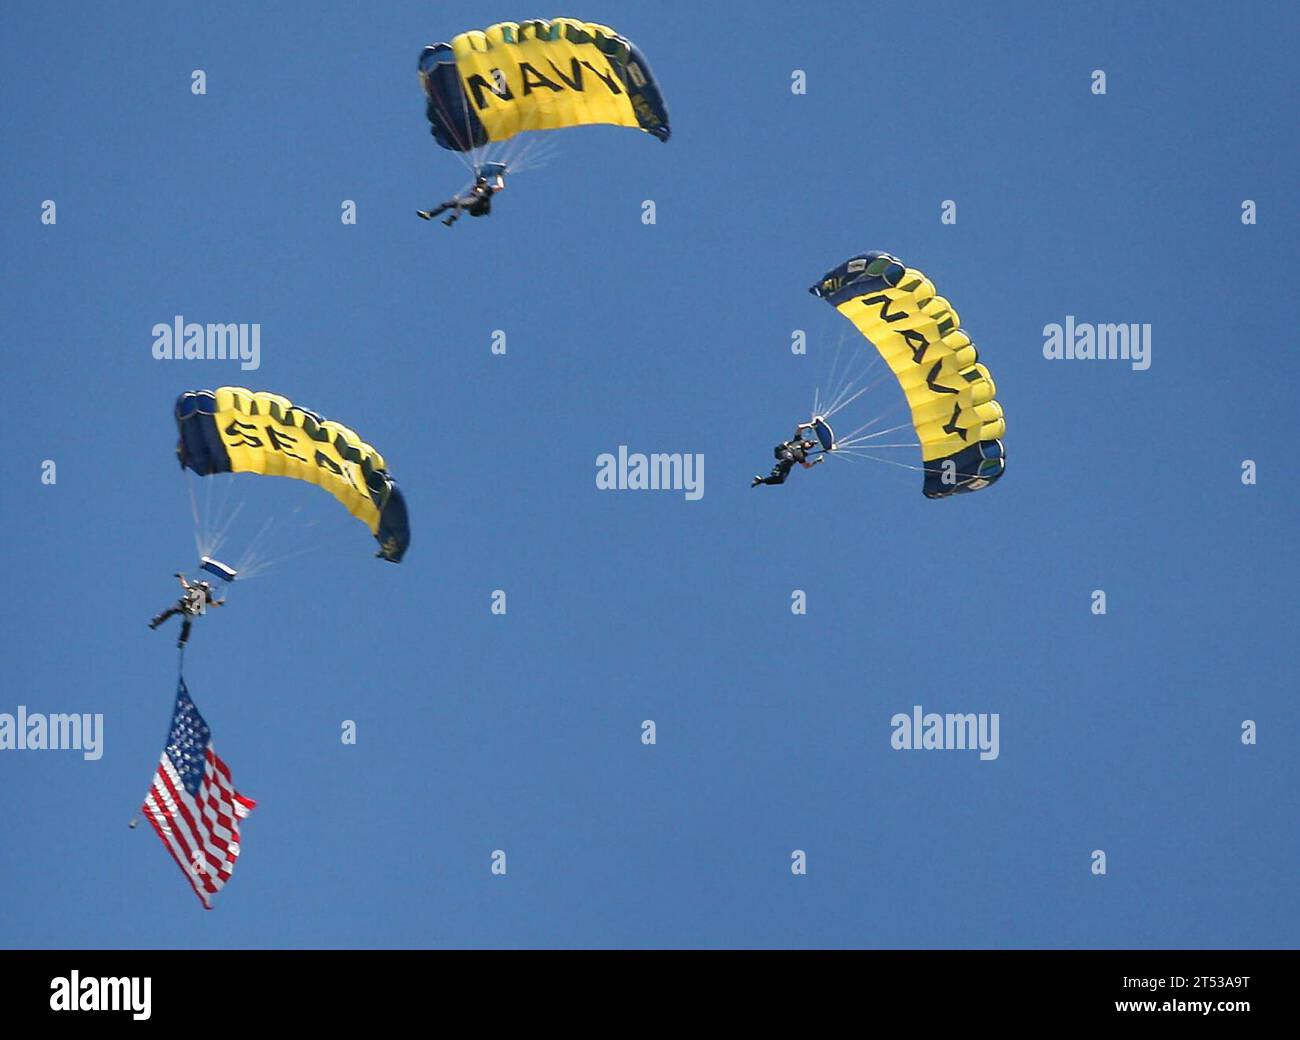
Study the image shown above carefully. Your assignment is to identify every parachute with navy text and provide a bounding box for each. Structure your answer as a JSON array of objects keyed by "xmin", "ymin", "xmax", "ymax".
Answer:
[
  {"xmin": 175, "ymin": 387, "xmax": 410, "ymax": 563},
  {"xmin": 809, "ymin": 252, "xmax": 1006, "ymax": 497},
  {"xmin": 419, "ymin": 18, "xmax": 670, "ymax": 153}
]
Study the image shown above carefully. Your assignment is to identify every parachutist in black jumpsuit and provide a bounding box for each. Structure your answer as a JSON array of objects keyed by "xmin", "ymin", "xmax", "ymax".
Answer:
[
  {"xmin": 752, "ymin": 427, "xmax": 824, "ymax": 487},
  {"xmin": 149, "ymin": 575, "xmax": 223, "ymax": 648},
  {"xmin": 418, "ymin": 174, "xmax": 504, "ymax": 226}
]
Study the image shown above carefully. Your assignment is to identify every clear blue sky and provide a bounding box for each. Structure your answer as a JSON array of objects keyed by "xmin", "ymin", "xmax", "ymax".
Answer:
[{"xmin": 2, "ymin": 1, "xmax": 1296, "ymax": 948}]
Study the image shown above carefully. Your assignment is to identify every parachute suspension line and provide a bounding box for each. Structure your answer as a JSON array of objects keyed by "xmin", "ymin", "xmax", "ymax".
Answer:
[
  {"xmin": 231, "ymin": 512, "xmax": 280, "ymax": 578},
  {"xmin": 227, "ymin": 497, "xmax": 362, "ymax": 581},
  {"xmin": 503, "ymin": 97, "xmax": 546, "ymax": 167},
  {"xmin": 816, "ymin": 382, "xmax": 851, "ymax": 423},
  {"xmin": 832, "ymin": 447, "xmax": 997, "ymax": 484},
  {"xmin": 495, "ymin": 135, "xmax": 530, "ymax": 175},
  {"xmin": 814, "ymin": 336, "xmax": 848, "ymax": 421},
  {"xmin": 828, "ymin": 449, "xmax": 926, "ymax": 473},
  {"xmin": 820, "ymin": 382, "xmax": 874, "ymax": 423},
  {"xmin": 205, "ymin": 499, "xmax": 245, "ymax": 563},
  {"xmin": 516, "ymin": 105, "xmax": 559, "ymax": 170},
  {"xmin": 506, "ymin": 136, "xmax": 560, "ymax": 174},
  {"xmin": 188, "ymin": 480, "xmax": 206, "ymax": 560},
  {"xmin": 811, "ymin": 321, "xmax": 894, "ymax": 426},
  {"xmin": 837, "ymin": 420, "xmax": 918, "ymax": 447},
  {"xmin": 234, "ymin": 535, "xmax": 349, "ymax": 579},
  {"xmin": 815, "ymin": 327, "xmax": 860, "ymax": 418},
  {"xmin": 186, "ymin": 472, "xmax": 242, "ymax": 563},
  {"xmin": 823, "ymin": 370, "xmax": 920, "ymax": 444},
  {"xmin": 201, "ymin": 474, "xmax": 215, "ymax": 554},
  {"xmin": 212, "ymin": 473, "xmax": 238, "ymax": 540},
  {"xmin": 820, "ymin": 350, "xmax": 897, "ymax": 421},
  {"xmin": 202, "ymin": 474, "xmax": 232, "ymax": 557},
  {"xmin": 480, "ymin": 109, "xmax": 553, "ymax": 180},
  {"xmin": 820, "ymin": 327, "xmax": 855, "ymax": 418},
  {"xmin": 816, "ymin": 334, "xmax": 887, "ymax": 423},
  {"xmin": 819, "ymin": 371, "xmax": 878, "ymax": 423},
  {"xmin": 492, "ymin": 126, "xmax": 524, "ymax": 171}
]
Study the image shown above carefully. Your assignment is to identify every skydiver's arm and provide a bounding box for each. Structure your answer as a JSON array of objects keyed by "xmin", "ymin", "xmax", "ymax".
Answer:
[
  {"xmin": 801, "ymin": 457, "xmax": 824, "ymax": 469},
  {"xmin": 176, "ymin": 575, "xmax": 192, "ymax": 590},
  {"xmin": 211, "ymin": 598, "xmax": 225, "ymax": 608}
]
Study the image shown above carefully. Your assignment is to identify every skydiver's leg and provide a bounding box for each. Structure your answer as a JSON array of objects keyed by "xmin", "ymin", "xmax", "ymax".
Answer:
[
  {"xmin": 178, "ymin": 618, "xmax": 192, "ymax": 647},
  {"xmin": 150, "ymin": 605, "xmax": 181, "ymax": 629},
  {"xmin": 442, "ymin": 194, "xmax": 479, "ymax": 225},
  {"xmin": 418, "ymin": 202, "xmax": 454, "ymax": 220},
  {"xmin": 760, "ymin": 459, "xmax": 795, "ymax": 486}
]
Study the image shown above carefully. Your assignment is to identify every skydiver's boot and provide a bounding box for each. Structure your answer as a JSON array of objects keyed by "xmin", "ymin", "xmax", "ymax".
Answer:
[
  {"xmin": 751, "ymin": 476, "xmax": 764, "ymax": 488},
  {"xmin": 417, "ymin": 210, "xmax": 433, "ymax": 220}
]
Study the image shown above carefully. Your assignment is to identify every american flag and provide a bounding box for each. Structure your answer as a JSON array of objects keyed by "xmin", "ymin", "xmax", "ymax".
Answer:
[{"xmin": 141, "ymin": 679, "xmax": 256, "ymax": 909}]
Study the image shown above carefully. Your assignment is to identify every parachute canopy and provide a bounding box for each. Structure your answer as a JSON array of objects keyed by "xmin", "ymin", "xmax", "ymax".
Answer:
[
  {"xmin": 175, "ymin": 388, "xmax": 410, "ymax": 562},
  {"xmin": 419, "ymin": 18, "xmax": 670, "ymax": 152},
  {"xmin": 810, "ymin": 253, "xmax": 1006, "ymax": 498}
]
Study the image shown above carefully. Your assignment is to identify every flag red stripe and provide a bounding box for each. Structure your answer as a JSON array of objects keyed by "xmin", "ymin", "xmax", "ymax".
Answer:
[{"xmin": 142, "ymin": 788, "xmax": 213, "ymax": 909}]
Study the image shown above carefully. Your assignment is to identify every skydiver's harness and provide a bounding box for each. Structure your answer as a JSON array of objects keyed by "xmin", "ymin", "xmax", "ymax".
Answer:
[{"xmin": 777, "ymin": 441, "xmax": 809, "ymax": 463}]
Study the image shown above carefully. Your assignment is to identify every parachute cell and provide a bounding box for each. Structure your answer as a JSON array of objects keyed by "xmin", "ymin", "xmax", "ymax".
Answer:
[
  {"xmin": 419, "ymin": 18, "xmax": 670, "ymax": 152},
  {"xmin": 175, "ymin": 388, "xmax": 410, "ymax": 562},
  {"xmin": 809, "ymin": 253, "xmax": 1006, "ymax": 497}
]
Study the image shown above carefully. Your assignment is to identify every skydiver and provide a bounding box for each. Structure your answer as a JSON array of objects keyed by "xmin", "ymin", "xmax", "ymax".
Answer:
[
  {"xmin": 751, "ymin": 423, "xmax": 824, "ymax": 487},
  {"xmin": 148, "ymin": 574, "xmax": 224, "ymax": 648},
  {"xmin": 417, "ymin": 171, "xmax": 505, "ymax": 226}
]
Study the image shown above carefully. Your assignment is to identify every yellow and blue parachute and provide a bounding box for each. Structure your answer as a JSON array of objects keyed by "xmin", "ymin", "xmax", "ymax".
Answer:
[
  {"xmin": 175, "ymin": 388, "xmax": 410, "ymax": 562},
  {"xmin": 810, "ymin": 253, "xmax": 1006, "ymax": 497},
  {"xmin": 419, "ymin": 18, "xmax": 670, "ymax": 151}
]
